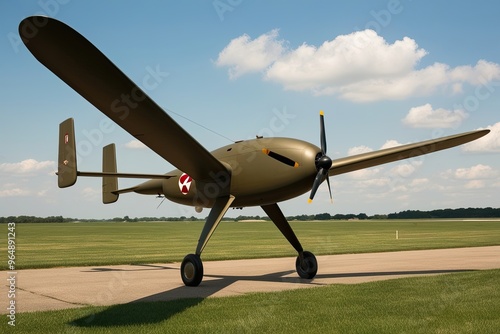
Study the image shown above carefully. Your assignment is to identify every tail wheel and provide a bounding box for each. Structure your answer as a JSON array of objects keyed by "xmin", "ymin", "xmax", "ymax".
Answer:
[
  {"xmin": 181, "ymin": 254, "xmax": 203, "ymax": 287},
  {"xmin": 295, "ymin": 251, "xmax": 318, "ymax": 279}
]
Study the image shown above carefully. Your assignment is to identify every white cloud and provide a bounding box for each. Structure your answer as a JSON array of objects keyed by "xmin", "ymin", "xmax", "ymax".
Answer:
[
  {"xmin": 462, "ymin": 122, "xmax": 500, "ymax": 152},
  {"xmin": 402, "ymin": 103, "xmax": 468, "ymax": 128},
  {"xmin": 464, "ymin": 180, "xmax": 485, "ymax": 189},
  {"xmin": 0, "ymin": 187, "xmax": 31, "ymax": 197},
  {"xmin": 355, "ymin": 177, "xmax": 391, "ymax": 188},
  {"xmin": 409, "ymin": 178, "xmax": 429, "ymax": 187},
  {"xmin": 390, "ymin": 161, "xmax": 423, "ymax": 178},
  {"xmin": 217, "ymin": 30, "xmax": 500, "ymax": 102},
  {"xmin": 348, "ymin": 145, "xmax": 373, "ymax": 156},
  {"xmin": 215, "ymin": 29, "xmax": 285, "ymax": 79},
  {"xmin": 0, "ymin": 159, "xmax": 55, "ymax": 175},
  {"xmin": 442, "ymin": 164, "xmax": 497, "ymax": 180},
  {"xmin": 125, "ymin": 140, "xmax": 147, "ymax": 149},
  {"xmin": 380, "ymin": 140, "xmax": 403, "ymax": 149},
  {"xmin": 348, "ymin": 140, "xmax": 404, "ymax": 156},
  {"xmin": 81, "ymin": 187, "xmax": 100, "ymax": 201},
  {"xmin": 348, "ymin": 167, "xmax": 381, "ymax": 180},
  {"xmin": 265, "ymin": 30, "xmax": 426, "ymax": 93}
]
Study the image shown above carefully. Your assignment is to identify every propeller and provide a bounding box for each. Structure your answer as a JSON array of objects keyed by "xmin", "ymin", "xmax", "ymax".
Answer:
[{"xmin": 308, "ymin": 111, "xmax": 333, "ymax": 203}]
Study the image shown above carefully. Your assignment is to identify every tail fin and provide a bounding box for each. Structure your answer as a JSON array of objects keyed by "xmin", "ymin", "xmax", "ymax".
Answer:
[
  {"xmin": 58, "ymin": 118, "xmax": 78, "ymax": 188},
  {"xmin": 102, "ymin": 144, "xmax": 119, "ymax": 204}
]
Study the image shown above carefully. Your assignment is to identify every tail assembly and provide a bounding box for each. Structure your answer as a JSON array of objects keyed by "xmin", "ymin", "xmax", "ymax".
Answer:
[
  {"xmin": 57, "ymin": 118, "xmax": 174, "ymax": 203},
  {"xmin": 58, "ymin": 118, "xmax": 78, "ymax": 188}
]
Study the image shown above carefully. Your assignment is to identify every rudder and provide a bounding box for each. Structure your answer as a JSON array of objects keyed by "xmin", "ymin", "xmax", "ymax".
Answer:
[
  {"xmin": 58, "ymin": 118, "xmax": 77, "ymax": 188},
  {"xmin": 102, "ymin": 143, "xmax": 119, "ymax": 204}
]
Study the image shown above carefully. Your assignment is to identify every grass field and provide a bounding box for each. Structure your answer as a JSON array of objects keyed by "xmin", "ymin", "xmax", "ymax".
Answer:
[
  {"xmin": 2, "ymin": 219, "xmax": 500, "ymax": 269},
  {"xmin": 2, "ymin": 220, "xmax": 499, "ymax": 333},
  {"xmin": 3, "ymin": 269, "xmax": 499, "ymax": 333}
]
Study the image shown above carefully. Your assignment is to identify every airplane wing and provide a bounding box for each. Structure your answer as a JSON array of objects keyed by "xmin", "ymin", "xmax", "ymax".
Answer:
[
  {"xmin": 330, "ymin": 130, "xmax": 490, "ymax": 176},
  {"xmin": 19, "ymin": 16, "xmax": 229, "ymax": 185}
]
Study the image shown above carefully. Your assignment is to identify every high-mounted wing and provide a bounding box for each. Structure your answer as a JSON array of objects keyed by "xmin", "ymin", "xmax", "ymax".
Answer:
[
  {"xmin": 330, "ymin": 130, "xmax": 490, "ymax": 176},
  {"xmin": 19, "ymin": 16, "xmax": 229, "ymax": 186}
]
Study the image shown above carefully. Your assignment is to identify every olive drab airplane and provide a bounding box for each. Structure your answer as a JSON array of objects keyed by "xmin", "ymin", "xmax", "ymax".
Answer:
[{"xmin": 19, "ymin": 16, "xmax": 490, "ymax": 287}]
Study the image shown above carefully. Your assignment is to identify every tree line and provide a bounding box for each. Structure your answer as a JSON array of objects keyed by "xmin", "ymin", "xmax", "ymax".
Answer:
[
  {"xmin": 1, "ymin": 207, "xmax": 499, "ymax": 223},
  {"xmin": 387, "ymin": 207, "xmax": 500, "ymax": 219}
]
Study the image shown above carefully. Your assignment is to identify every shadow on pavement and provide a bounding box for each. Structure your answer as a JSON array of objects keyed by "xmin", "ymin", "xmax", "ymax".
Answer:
[{"xmin": 69, "ymin": 267, "xmax": 474, "ymax": 327}]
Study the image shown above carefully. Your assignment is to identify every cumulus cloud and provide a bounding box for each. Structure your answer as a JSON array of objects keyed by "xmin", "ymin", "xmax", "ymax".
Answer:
[
  {"xmin": 464, "ymin": 180, "xmax": 486, "ymax": 189},
  {"xmin": 347, "ymin": 145, "xmax": 373, "ymax": 156},
  {"xmin": 402, "ymin": 104, "xmax": 468, "ymax": 128},
  {"xmin": 462, "ymin": 122, "xmax": 500, "ymax": 152},
  {"xmin": 0, "ymin": 159, "xmax": 55, "ymax": 175},
  {"xmin": 409, "ymin": 178, "xmax": 429, "ymax": 187},
  {"xmin": 348, "ymin": 139, "xmax": 404, "ymax": 156},
  {"xmin": 390, "ymin": 160, "xmax": 423, "ymax": 178},
  {"xmin": 348, "ymin": 168, "xmax": 381, "ymax": 180},
  {"xmin": 81, "ymin": 187, "xmax": 100, "ymax": 201},
  {"xmin": 380, "ymin": 139, "xmax": 404, "ymax": 149},
  {"xmin": 0, "ymin": 187, "xmax": 31, "ymax": 197},
  {"xmin": 215, "ymin": 29, "xmax": 285, "ymax": 79},
  {"xmin": 125, "ymin": 140, "xmax": 147, "ymax": 149},
  {"xmin": 216, "ymin": 29, "xmax": 500, "ymax": 102},
  {"xmin": 442, "ymin": 164, "xmax": 497, "ymax": 180}
]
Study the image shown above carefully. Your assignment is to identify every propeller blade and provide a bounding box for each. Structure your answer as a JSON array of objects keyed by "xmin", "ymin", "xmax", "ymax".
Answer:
[
  {"xmin": 262, "ymin": 149, "xmax": 299, "ymax": 168},
  {"xmin": 308, "ymin": 169, "xmax": 326, "ymax": 203},
  {"xmin": 308, "ymin": 110, "xmax": 333, "ymax": 204},
  {"xmin": 325, "ymin": 175, "xmax": 333, "ymax": 204},
  {"xmin": 319, "ymin": 110, "xmax": 327, "ymax": 154}
]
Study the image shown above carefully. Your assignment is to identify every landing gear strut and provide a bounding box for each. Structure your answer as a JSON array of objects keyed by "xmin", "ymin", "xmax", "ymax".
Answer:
[
  {"xmin": 181, "ymin": 195, "xmax": 235, "ymax": 287},
  {"xmin": 262, "ymin": 203, "xmax": 319, "ymax": 280}
]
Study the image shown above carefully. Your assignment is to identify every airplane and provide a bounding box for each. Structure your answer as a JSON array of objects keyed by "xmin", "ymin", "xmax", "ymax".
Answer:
[{"xmin": 19, "ymin": 16, "xmax": 490, "ymax": 287}]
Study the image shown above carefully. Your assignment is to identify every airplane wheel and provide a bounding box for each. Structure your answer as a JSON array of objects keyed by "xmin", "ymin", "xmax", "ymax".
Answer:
[
  {"xmin": 295, "ymin": 251, "xmax": 317, "ymax": 279},
  {"xmin": 181, "ymin": 254, "xmax": 203, "ymax": 287}
]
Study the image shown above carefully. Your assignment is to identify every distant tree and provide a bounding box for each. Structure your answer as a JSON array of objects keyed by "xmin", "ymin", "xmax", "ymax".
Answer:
[{"xmin": 314, "ymin": 213, "xmax": 332, "ymax": 220}]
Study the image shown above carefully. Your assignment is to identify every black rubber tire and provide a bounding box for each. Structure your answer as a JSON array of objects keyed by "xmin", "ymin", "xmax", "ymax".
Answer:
[
  {"xmin": 180, "ymin": 254, "xmax": 204, "ymax": 287},
  {"xmin": 295, "ymin": 251, "xmax": 318, "ymax": 279}
]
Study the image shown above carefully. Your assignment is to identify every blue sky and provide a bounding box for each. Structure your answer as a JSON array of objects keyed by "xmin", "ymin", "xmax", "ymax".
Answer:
[{"xmin": 1, "ymin": 1, "xmax": 499, "ymax": 219}]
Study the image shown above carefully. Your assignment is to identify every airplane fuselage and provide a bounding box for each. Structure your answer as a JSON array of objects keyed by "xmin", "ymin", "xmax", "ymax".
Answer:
[{"xmin": 134, "ymin": 137, "xmax": 321, "ymax": 208}]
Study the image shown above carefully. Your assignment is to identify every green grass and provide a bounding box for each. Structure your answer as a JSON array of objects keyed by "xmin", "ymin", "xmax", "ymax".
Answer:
[
  {"xmin": 2, "ymin": 219, "xmax": 500, "ymax": 269},
  {"xmin": 4, "ymin": 269, "xmax": 500, "ymax": 333}
]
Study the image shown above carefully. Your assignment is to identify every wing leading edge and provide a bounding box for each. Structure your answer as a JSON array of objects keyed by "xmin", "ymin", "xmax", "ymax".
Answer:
[
  {"xmin": 330, "ymin": 130, "xmax": 490, "ymax": 176},
  {"xmin": 19, "ymin": 16, "xmax": 229, "ymax": 186}
]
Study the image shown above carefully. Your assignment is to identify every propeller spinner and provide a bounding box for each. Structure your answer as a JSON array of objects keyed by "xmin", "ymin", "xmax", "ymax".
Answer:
[{"xmin": 308, "ymin": 111, "xmax": 333, "ymax": 203}]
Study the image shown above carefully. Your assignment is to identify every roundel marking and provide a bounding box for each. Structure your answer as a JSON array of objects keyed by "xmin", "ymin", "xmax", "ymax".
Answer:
[{"xmin": 178, "ymin": 173, "xmax": 192, "ymax": 195}]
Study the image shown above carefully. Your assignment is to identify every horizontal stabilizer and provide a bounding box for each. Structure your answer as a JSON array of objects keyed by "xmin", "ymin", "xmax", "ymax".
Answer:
[{"xmin": 77, "ymin": 172, "xmax": 175, "ymax": 179}]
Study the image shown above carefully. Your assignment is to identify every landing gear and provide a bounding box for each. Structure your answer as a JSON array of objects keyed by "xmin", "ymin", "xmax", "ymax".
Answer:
[
  {"xmin": 180, "ymin": 195, "xmax": 235, "ymax": 287},
  {"xmin": 262, "ymin": 204, "xmax": 319, "ymax": 280},
  {"xmin": 180, "ymin": 254, "xmax": 203, "ymax": 287},
  {"xmin": 295, "ymin": 251, "xmax": 318, "ymax": 279}
]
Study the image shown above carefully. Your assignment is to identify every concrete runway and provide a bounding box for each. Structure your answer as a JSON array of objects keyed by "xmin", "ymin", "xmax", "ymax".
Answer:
[{"xmin": 2, "ymin": 246, "xmax": 499, "ymax": 314}]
